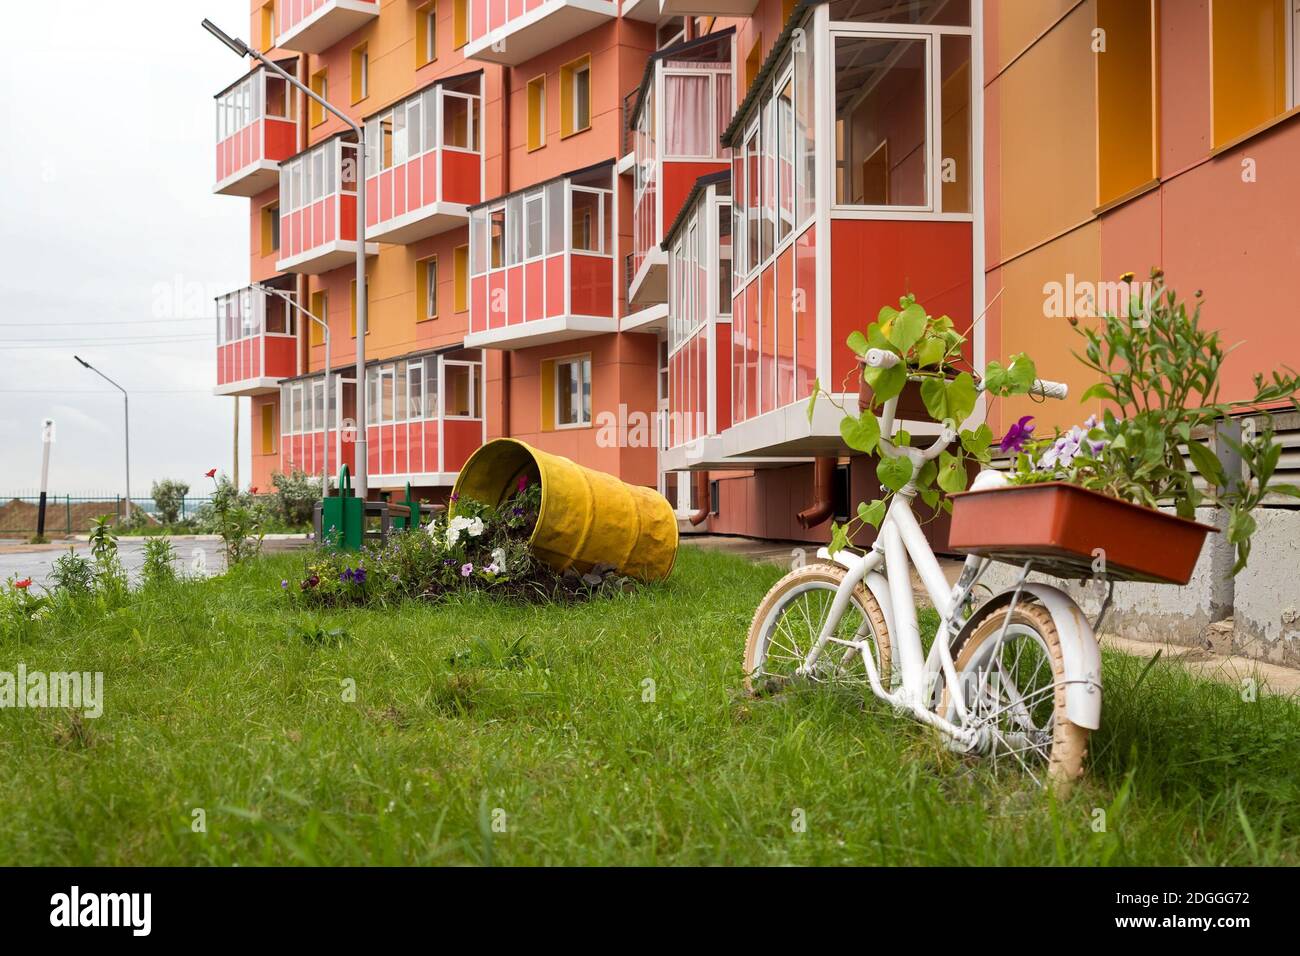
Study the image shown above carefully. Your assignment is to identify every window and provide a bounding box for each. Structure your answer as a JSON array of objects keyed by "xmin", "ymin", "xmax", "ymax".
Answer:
[
  {"xmin": 417, "ymin": 2, "xmax": 437, "ymax": 67},
  {"xmin": 443, "ymin": 92, "xmax": 480, "ymax": 150},
  {"xmin": 745, "ymin": 35, "xmax": 763, "ymax": 90},
  {"xmin": 453, "ymin": 0, "xmax": 468, "ymax": 48},
  {"xmin": 351, "ymin": 44, "xmax": 369, "ymax": 104},
  {"xmin": 1095, "ymin": 1, "xmax": 1154, "ymax": 205},
  {"xmin": 261, "ymin": 2, "xmax": 276, "ymax": 52},
  {"xmin": 261, "ymin": 402, "xmax": 276, "ymax": 455},
  {"xmin": 309, "ymin": 289, "xmax": 328, "ymax": 346},
  {"xmin": 834, "ymin": 35, "xmax": 927, "ymax": 207},
  {"xmin": 560, "ymin": 56, "xmax": 591, "ymax": 137},
  {"xmin": 444, "ymin": 362, "xmax": 479, "ymax": 417},
  {"xmin": 453, "ymin": 245, "xmax": 469, "ymax": 312},
  {"xmin": 1210, "ymin": 0, "xmax": 1291, "ymax": 148},
  {"xmin": 570, "ymin": 189, "xmax": 604, "ymax": 253},
  {"xmin": 527, "ymin": 75, "xmax": 546, "ymax": 151},
  {"xmin": 261, "ymin": 202, "xmax": 280, "ymax": 256},
  {"xmin": 310, "ymin": 69, "xmax": 328, "ymax": 126},
  {"xmin": 717, "ymin": 201, "xmax": 732, "ymax": 315},
  {"xmin": 555, "ymin": 356, "xmax": 593, "ymax": 427},
  {"xmin": 417, "ymin": 256, "xmax": 438, "ymax": 321},
  {"xmin": 524, "ymin": 191, "xmax": 544, "ymax": 259}
]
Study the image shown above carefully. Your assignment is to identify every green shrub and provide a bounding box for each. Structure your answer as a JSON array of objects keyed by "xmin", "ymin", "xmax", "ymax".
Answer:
[
  {"xmin": 151, "ymin": 478, "xmax": 190, "ymax": 525},
  {"xmin": 141, "ymin": 537, "xmax": 178, "ymax": 587},
  {"xmin": 271, "ymin": 468, "xmax": 321, "ymax": 527}
]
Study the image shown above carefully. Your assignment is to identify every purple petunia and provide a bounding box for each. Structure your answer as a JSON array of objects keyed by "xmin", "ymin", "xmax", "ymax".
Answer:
[
  {"xmin": 461, "ymin": 563, "xmax": 474, "ymax": 577},
  {"xmin": 999, "ymin": 415, "xmax": 1036, "ymax": 453},
  {"xmin": 281, "ymin": 579, "xmax": 289, "ymax": 589},
  {"xmin": 517, "ymin": 475, "xmax": 529, "ymax": 492}
]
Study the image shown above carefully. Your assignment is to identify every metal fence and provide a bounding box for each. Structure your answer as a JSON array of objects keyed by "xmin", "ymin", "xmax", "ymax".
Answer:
[{"xmin": 0, "ymin": 494, "xmax": 217, "ymax": 534}]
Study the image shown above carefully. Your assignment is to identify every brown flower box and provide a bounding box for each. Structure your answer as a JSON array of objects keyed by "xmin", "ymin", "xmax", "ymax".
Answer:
[{"xmin": 947, "ymin": 482, "xmax": 1217, "ymax": 585}]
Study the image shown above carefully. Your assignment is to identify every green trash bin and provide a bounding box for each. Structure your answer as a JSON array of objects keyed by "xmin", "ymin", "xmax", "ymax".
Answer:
[{"xmin": 316, "ymin": 465, "xmax": 365, "ymax": 551}]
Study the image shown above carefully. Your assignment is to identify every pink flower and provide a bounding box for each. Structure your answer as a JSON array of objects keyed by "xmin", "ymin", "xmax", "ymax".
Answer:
[
  {"xmin": 460, "ymin": 563, "xmax": 473, "ymax": 577},
  {"xmin": 15, "ymin": 578, "xmax": 32, "ymax": 590},
  {"xmin": 998, "ymin": 415, "xmax": 1035, "ymax": 453},
  {"xmin": 517, "ymin": 476, "xmax": 529, "ymax": 492}
]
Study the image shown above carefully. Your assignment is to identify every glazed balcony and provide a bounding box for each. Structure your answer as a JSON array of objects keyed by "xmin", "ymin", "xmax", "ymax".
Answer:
[
  {"xmin": 465, "ymin": 163, "xmax": 617, "ymax": 350},
  {"xmin": 277, "ymin": 136, "xmax": 379, "ymax": 275},
  {"xmin": 363, "ymin": 75, "xmax": 483, "ymax": 244},
  {"xmin": 465, "ymin": 0, "xmax": 617, "ymax": 66},
  {"xmin": 719, "ymin": 2, "xmax": 977, "ymax": 459},
  {"xmin": 628, "ymin": 32, "xmax": 733, "ymax": 308},
  {"xmin": 214, "ymin": 284, "xmax": 299, "ymax": 397},
  {"xmin": 276, "ymin": 0, "xmax": 379, "ymax": 54},
  {"xmin": 213, "ymin": 65, "xmax": 298, "ymax": 197},
  {"xmin": 279, "ymin": 371, "xmax": 356, "ymax": 480}
]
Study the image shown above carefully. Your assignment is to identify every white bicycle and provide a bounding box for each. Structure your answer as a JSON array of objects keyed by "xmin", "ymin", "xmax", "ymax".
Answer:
[{"xmin": 744, "ymin": 349, "xmax": 1104, "ymax": 788}]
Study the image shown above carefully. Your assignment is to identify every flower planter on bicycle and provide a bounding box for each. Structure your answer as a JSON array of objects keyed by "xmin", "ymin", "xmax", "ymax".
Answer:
[{"xmin": 745, "ymin": 273, "xmax": 1300, "ymax": 790}]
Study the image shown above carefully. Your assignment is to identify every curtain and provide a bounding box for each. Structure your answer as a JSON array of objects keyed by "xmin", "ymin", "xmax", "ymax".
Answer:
[{"xmin": 664, "ymin": 75, "xmax": 711, "ymax": 157}]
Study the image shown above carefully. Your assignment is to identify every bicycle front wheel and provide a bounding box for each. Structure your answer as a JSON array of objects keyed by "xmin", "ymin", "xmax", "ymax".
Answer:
[
  {"xmin": 743, "ymin": 563, "xmax": 891, "ymax": 697},
  {"xmin": 943, "ymin": 601, "xmax": 1090, "ymax": 790}
]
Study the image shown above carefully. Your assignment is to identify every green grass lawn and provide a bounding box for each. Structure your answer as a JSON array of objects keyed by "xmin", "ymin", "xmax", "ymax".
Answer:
[{"xmin": 2, "ymin": 543, "xmax": 1297, "ymax": 865}]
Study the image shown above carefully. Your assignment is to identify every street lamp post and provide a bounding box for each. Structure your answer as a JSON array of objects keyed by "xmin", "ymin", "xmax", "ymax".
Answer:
[
  {"xmin": 252, "ymin": 283, "xmax": 331, "ymax": 498},
  {"xmin": 74, "ymin": 356, "xmax": 131, "ymax": 521},
  {"xmin": 202, "ymin": 18, "xmax": 370, "ymax": 498}
]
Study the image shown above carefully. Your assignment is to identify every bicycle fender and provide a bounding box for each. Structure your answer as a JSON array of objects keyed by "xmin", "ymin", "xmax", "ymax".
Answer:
[{"xmin": 960, "ymin": 584, "xmax": 1103, "ymax": 730}]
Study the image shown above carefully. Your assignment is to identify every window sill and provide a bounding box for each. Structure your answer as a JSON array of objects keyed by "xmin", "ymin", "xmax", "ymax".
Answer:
[
  {"xmin": 416, "ymin": 316, "xmax": 438, "ymax": 324},
  {"xmin": 1092, "ymin": 176, "xmax": 1160, "ymax": 217},
  {"xmin": 553, "ymin": 421, "xmax": 593, "ymax": 431},
  {"xmin": 1210, "ymin": 104, "xmax": 1300, "ymax": 157},
  {"xmin": 527, "ymin": 143, "xmax": 546, "ymax": 153},
  {"xmin": 560, "ymin": 124, "xmax": 591, "ymax": 141}
]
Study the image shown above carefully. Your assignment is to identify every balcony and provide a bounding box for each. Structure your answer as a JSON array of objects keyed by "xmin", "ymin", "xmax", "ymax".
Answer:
[
  {"xmin": 277, "ymin": 136, "xmax": 379, "ymax": 275},
  {"xmin": 717, "ymin": 2, "xmax": 978, "ymax": 459},
  {"xmin": 214, "ymin": 283, "xmax": 299, "ymax": 397},
  {"xmin": 656, "ymin": 0, "xmax": 759, "ymax": 16},
  {"xmin": 363, "ymin": 75, "xmax": 483, "ymax": 244},
  {"xmin": 276, "ymin": 0, "xmax": 379, "ymax": 54},
  {"xmin": 465, "ymin": 0, "xmax": 617, "ymax": 66},
  {"xmin": 213, "ymin": 64, "xmax": 298, "ymax": 196},
  {"xmin": 628, "ymin": 32, "xmax": 733, "ymax": 308},
  {"xmin": 279, "ymin": 371, "xmax": 356, "ymax": 480},
  {"xmin": 465, "ymin": 163, "xmax": 617, "ymax": 350}
]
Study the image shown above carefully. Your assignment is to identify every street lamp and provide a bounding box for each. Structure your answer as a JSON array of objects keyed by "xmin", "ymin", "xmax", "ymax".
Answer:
[
  {"xmin": 74, "ymin": 355, "xmax": 131, "ymax": 521},
  {"xmin": 202, "ymin": 17, "xmax": 370, "ymax": 498},
  {"xmin": 251, "ymin": 282, "xmax": 331, "ymax": 498}
]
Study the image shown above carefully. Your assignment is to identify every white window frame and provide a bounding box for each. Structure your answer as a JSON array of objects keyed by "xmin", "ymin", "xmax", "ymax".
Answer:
[
  {"xmin": 424, "ymin": 258, "xmax": 438, "ymax": 319},
  {"xmin": 571, "ymin": 61, "xmax": 591, "ymax": 132},
  {"xmin": 442, "ymin": 359, "xmax": 481, "ymax": 419},
  {"xmin": 554, "ymin": 354, "xmax": 593, "ymax": 428}
]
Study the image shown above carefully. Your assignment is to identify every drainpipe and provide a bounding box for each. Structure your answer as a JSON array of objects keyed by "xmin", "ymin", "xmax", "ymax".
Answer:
[
  {"xmin": 688, "ymin": 470, "xmax": 711, "ymax": 526},
  {"xmin": 796, "ymin": 457, "xmax": 837, "ymax": 529}
]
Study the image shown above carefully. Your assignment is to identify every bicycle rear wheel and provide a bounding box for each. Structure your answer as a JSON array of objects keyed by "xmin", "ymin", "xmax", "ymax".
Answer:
[{"xmin": 743, "ymin": 563, "xmax": 891, "ymax": 696}]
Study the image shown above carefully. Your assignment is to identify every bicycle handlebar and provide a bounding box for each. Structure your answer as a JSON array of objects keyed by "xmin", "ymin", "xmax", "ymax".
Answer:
[{"xmin": 861, "ymin": 348, "xmax": 1068, "ymax": 400}]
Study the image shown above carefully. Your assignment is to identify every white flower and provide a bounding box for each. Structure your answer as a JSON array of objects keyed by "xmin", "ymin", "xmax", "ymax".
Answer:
[
  {"xmin": 466, "ymin": 516, "xmax": 485, "ymax": 537},
  {"xmin": 491, "ymin": 547, "xmax": 507, "ymax": 570},
  {"xmin": 444, "ymin": 515, "xmax": 475, "ymax": 548}
]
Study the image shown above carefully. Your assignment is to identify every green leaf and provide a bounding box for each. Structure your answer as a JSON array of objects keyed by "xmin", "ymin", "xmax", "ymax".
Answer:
[
  {"xmin": 984, "ymin": 354, "xmax": 1038, "ymax": 396},
  {"xmin": 920, "ymin": 372, "xmax": 977, "ymax": 425},
  {"xmin": 840, "ymin": 411, "xmax": 880, "ymax": 454},
  {"xmin": 937, "ymin": 451, "xmax": 968, "ymax": 493},
  {"xmin": 877, "ymin": 454, "xmax": 914, "ymax": 492},
  {"xmin": 1079, "ymin": 382, "xmax": 1113, "ymax": 404},
  {"xmin": 828, "ymin": 521, "xmax": 850, "ymax": 555},
  {"xmin": 862, "ymin": 362, "xmax": 906, "ymax": 405},
  {"xmin": 1268, "ymin": 482, "xmax": 1300, "ymax": 499},
  {"xmin": 917, "ymin": 336, "xmax": 946, "ymax": 369},
  {"xmin": 1185, "ymin": 439, "xmax": 1227, "ymax": 490},
  {"xmin": 846, "ymin": 330, "xmax": 869, "ymax": 357},
  {"xmin": 857, "ymin": 499, "xmax": 887, "ymax": 528},
  {"xmin": 919, "ymin": 486, "xmax": 940, "ymax": 509},
  {"xmin": 887, "ymin": 302, "xmax": 927, "ymax": 354},
  {"xmin": 960, "ymin": 423, "xmax": 994, "ymax": 458},
  {"xmin": 806, "ymin": 378, "xmax": 820, "ymax": 424}
]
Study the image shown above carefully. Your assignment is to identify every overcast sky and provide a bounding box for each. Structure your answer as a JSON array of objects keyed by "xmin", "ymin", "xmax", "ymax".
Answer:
[{"xmin": 0, "ymin": 0, "xmax": 256, "ymax": 499}]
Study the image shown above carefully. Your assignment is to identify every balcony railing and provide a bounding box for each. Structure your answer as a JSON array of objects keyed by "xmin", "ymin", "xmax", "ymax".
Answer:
[
  {"xmin": 465, "ymin": 0, "xmax": 618, "ymax": 66},
  {"xmin": 213, "ymin": 65, "xmax": 298, "ymax": 197},
  {"xmin": 363, "ymin": 75, "xmax": 483, "ymax": 244},
  {"xmin": 277, "ymin": 136, "xmax": 379, "ymax": 275},
  {"xmin": 215, "ymin": 285, "xmax": 299, "ymax": 396},
  {"xmin": 628, "ymin": 32, "xmax": 733, "ymax": 307},
  {"xmin": 276, "ymin": 0, "xmax": 379, "ymax": 54},
  {"xmin": 465, "ymin": 163, "xmax": 617, "ymax": 349}
]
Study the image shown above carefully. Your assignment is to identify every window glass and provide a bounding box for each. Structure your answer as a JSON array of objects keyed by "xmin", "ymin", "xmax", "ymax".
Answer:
[
  {"xmin": 834, "ymin": 35, "xmax": 928, "ymax": 207},
  {"xmin": 663, "ymin": 74, "xmax": 711, "ymax": 157},
  {"xmin": 393, "ymin": 106, "xmax": 408, "ymax": 165},
  {"xmin": 574, "ymin": 65, "xmax": 591, "ymax": 130},
  {"xmin": 408, "ymin": 98, "xmax": 423, "ymax": 156},
  {"xmin": 506, "ymin": 194, "xmax": 523, "ymax": 265},
  {"xmin": 409, "ymin": 361, "xmax": 424, "ymax": 420},
  {"xmin": 444, "ymin": 363, "xmax": 478, "ymax": 417},
  {"xmin": 443, "ymin": 94, "xmax": 468, "ymax": 148},
  {"xmin": 546, "ymin": 181, "xmax": 566, "ymax": 254},
  {"xmin": 939, "ymin": 34, "xmax": 971, "ymax": 213},
  {"xmin": 525, "ymin": 192, "xmax": 544, "ymax": 259},
  {"xmin": 423, "ymin": 88, "xmax": 438, "ymax": 149},
  {"xmin": 717, "ymin": 201, "xmax": 732, "ymax": 315},
  {"xmin": 795, "ymin": 29, "xmax": 816, "ymax": 225},
  {"xmin": 556, "ymin": 356, "xmax": 592, "ymax": 426},
  {"xmin": 425, "ymin": 259, "xmax": 438, "ymax": 318},
  {"xmin": 425, "ymin": 356, "xmax": 440, "ymax": 417},
  {"xmin": 777, "ymin": 76, "xmax": 794, "ymax": 243},
  {"xmin": 571, "ymin": 190, "xmax": 601, "ymax": 253},
  {"xmin": 745, "ymin": 126, "xmax": 759, "ymax": 268},
  {"xmin": 761, "ymin": 98, "xmax": 775, "ymax": 259},
  {"xmin": 489, "ymin": 207, "xmax": 505, "ymax": 268},
  {"xmin": 470, "ymin": 208, "xmax": 485, "ymax": 275}
]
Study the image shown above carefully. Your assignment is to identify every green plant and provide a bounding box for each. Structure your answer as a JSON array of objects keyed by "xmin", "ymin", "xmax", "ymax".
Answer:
[
  {"xmin": 1011, "ymin": 269, "xmax": 1300, "ymax": 572},
  {"xmin": 151, "ymin": 478, "xmax": 190, "ymax": 525},
  {"xmin": 271, "ymin": 469, "xmax": 322, "ymax": 527},
  {"xmin": 141, "ymin": 537, "xmax": 178, "ymax": 587},
  {"xmin": 49, "ymin": 550, "xmax": 94, "ymax": 598},
  {"xmin": 810, "ymin": 293, "xmax": 1040, "ymax": 552},
  {"xmin": 0, "ymin": 577, "xmax": 48, "ymax": 638},
  {"xmin": 205, "ymin": 472, "xmax": 265, "ymax": 566},
  {"xmin": 88, "ymin": 515, "xmax": 128, "ymax": 599}
]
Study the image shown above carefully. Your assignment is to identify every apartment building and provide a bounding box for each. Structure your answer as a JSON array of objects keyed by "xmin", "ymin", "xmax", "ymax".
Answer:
[{"xmin": 212, "ymin": 0, "xmax": 1300, "ymax": 545}]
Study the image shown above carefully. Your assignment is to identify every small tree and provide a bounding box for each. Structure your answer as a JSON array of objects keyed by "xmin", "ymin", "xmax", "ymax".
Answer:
[
  {"xmin": 272, "ymin": 468, "xmax": 322, "ymax": 527},
  {"xmin": 151, "ymin": 478, "xmax": 190, "ymax": 525}
]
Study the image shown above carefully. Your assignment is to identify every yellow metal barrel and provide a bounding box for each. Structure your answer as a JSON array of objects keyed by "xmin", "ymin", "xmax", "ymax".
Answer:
[{"xmin": 452, "ymin": 438, "xmax": 678, "ymax": 582}]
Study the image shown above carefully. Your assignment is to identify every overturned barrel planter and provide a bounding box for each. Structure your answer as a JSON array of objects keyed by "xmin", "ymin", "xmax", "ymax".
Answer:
[{"xmin": 452, "ymin": 439, "xmax": 679, "ymax": 582}]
